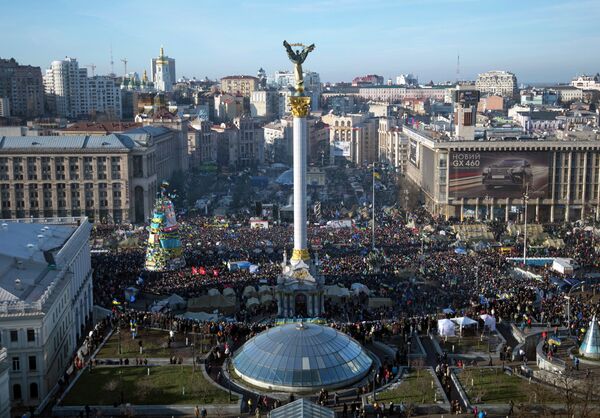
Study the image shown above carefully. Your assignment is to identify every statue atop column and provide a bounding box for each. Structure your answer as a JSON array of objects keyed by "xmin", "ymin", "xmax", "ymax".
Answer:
[{"xmin": 283, "ymin": 41, "xmax": 315, "ymax": 95}]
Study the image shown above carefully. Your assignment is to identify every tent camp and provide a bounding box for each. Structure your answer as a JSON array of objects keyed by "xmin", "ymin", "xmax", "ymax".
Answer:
[
  {"xmin": 260, "ymin": 294, "xmax": 274, "ymax": 305},
  {"xmin": 351, "ymin": 283, "xmax": 370, "ymax": 295},
  {"xmin": 207, "ymin": 288, "xmax": 221, "ymax": 297},
  {"xmin": 246, "ymin": 297, "xmax": 260, "ymax": 308},
  {"xmin": 243, "ymin": 286, "xmax": 258, "ymax": 299},
  {"xmin": 480, "ymin": 314, "xmax": 496, "ymax": 331},
  {"xmin": 368, "ymin": 298, "xmax": 393, "ymax": 309},
  {"xmin": 438, "ymin": 319, "xmax": 455, "ymax": 337},
  {"xmin": 452, "ymin": 316, "xmax": 478, "ymax": 334},
  {"xmin": 187, "ymin": 295, "xmax": 236, "ymax": 314},
  {"xmin": 223, "ymin": 288, "xmax": 236, "ymax": 299},
  {"xmin": 258, "ymin": 285, "xmax": 272, "ymax": 295}
]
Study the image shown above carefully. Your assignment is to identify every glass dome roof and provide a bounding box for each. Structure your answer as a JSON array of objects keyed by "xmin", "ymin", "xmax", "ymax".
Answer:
[{"xmin": 232, "ymin": 323, "xmax": 373, "ymax": 392}]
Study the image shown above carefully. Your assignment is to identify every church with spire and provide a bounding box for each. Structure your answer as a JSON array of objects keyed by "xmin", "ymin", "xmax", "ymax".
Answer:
[{"xmin": 152, "ymin": 46, "xmax": 176, "ymax": 92}]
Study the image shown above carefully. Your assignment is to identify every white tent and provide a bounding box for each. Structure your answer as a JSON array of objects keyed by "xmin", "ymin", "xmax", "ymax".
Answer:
[
  {"xmin": 351, "ymin": 283, "xmax": 370, "ymax": 295},
  {"xmin": 480, "ymin": 314, "xmax": 497, "ymax": 331},
  {"xmin": 243, "ymin": 286, "xmax": 258, "ymax": 298},
  {"xmin": 451, "ymin": 316, "xmax": 478, "ymax": 327},
  {"xmin": 438, "ymin": 319, "xmax": 455, "ymax": 337},
  {"xmin": 164, "ymin": 293, "xmax": 186, "ymax": 310},
  {"xmin": 258, "ymin": 285, "xmax": 272, "ymax": 295},
  {"xmin": 207, "ymin": 288, "xmax": 221, "ymax": 297},
  {"xmin": 260, "ymin": 294, "xmax": 274, "ymax": 305},
  {"xmin": 442, "ymin": 308, "xmax": 455, "ymax": 314}
]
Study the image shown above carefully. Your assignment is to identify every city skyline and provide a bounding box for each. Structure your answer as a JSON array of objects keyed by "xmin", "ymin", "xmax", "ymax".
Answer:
[{"xmin": 2, "ymin": 0, "xmax": 600, "ymax": 83}]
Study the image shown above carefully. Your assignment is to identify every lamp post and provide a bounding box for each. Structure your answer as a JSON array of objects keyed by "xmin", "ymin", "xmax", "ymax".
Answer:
[
  {"xmin": 522, "ymin": 187, "xmax": 529, "ymax": 265},
  {"xmin": 372, "ymin": 163, "xmax": 377, "ymax": 251},
  {"xmin": 485, "ymin": 194, "xmax": 491, "ymax": 221},
  {"xmin": 566, "ymin": 282, "xmax": 584, "ymax": 336}
]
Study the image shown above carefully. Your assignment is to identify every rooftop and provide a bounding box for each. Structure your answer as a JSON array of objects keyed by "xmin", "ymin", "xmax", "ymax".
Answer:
[{"xmin": 0, "ymin": 218, "xmax": 90, "ymax": 315}]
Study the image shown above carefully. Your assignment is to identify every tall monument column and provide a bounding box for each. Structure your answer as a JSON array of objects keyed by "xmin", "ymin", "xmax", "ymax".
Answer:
[{"xmin": 290, "ymin": 95, "xmax": 311, "ymax": 264}]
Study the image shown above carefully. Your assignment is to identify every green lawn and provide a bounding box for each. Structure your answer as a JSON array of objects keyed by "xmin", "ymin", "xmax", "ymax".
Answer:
[
  {"xmin": 439, "ymin": 335, "xmax": 493, "ymax": 354},
  {"xmin": 375, "ymin": 370, "xmax": 437, "ymax": 404},
  {"xmin": 61, "ymin": 366, "xmax": 235, "ymax": 405},
  {"xmin": 96, "ymin": 329, "xmax": 212, "ymax": 359},
  {"xmin": 457, "ymin": 368, "xmax": 560, "ymax": 404}
]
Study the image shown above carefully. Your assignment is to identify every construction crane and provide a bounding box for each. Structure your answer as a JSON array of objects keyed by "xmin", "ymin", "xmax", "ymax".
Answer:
[
  {"xmin": 121, "ymin": 58, "xmax": 128, "ymax": 76},
  {"xmin": 85, "ymin": 64, "xmax": 97, "ymax": 77}
]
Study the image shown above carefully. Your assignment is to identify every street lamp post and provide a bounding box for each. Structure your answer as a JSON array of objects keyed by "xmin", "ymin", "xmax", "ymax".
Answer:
[
  {"xmin": 485, "ymin": 194, "xmax": 491, "ymax": 221},
  {"xmin": 372, "ymin": 164, "xmax": 376, "ymax": 251},
  {"xmin": 566, "ymin": 282, "xmax": 585, "ymax": 336},
  {"xmin": 523, "ymin": 187, "xmax": 529, "ymax": 265}
]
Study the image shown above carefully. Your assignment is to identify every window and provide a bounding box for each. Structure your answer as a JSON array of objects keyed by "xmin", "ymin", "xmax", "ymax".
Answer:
[
  {"xmin": 29, "ymin": 356, "xmax": 37, "ymax": 371},
  {"xmin": 10, "ymin": 329, "xmax": 18, "ymax": 342},
  {"xmin": 27, "ymin": 328, "xmax": 35, "ymax": 342},
  {"xmin": 13, "ymin": 384, "xmax": 22, "ymax": 400},
  {"xmin": 12, "ymin": 357, "xmax": 20, "ymax": 371},
  {"xmin": 30, "ymin": 383, "xmax": 38, "ymax": 399}
]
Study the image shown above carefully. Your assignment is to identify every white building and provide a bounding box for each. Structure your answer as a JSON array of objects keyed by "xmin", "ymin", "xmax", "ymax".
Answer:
[
  {"xmin": 43, "ymin": 58, "xmax": 121, "ymax": 119},
  {"xmin": 0, "ymin": 218, "xmax": 92, "ymax": 411},
  {"xmin": 272, "ymin": 70, "xmax": 321, "ymax": 110},
  {"xmin": 87, "ymin": 76, "xmax": 122, "ymax": 119},
  {"xmin": 0, "ymin": 348, "xmax": 9, "ymax": 418},
  {"xmin": 571, "ymin": 74, "xmax": 600, "ymax": 91},
  {"xmin": 395, "ymin": 74, "xmax": 418, "ymax": 86},
  {"xmin": 250, "ymin": 90, "xmax": 279, "ymax": 119},
  {"xmin": 475, "ymin": 70, "xmax": 518, "ymax": 98},
  {"xmin": 0, "ymin": 98, "xmax": 10, "ymax": 118},
  {"xmin": 152, "ymin": 47, "xmax": 175, "ymax": 93},
  {"xmin": 378, "ymin": 117, "xmax": 408, "ymax": 173},
  {"xmin": 321, "ymin": 113, "xmax": 378, "ymax": 166}
]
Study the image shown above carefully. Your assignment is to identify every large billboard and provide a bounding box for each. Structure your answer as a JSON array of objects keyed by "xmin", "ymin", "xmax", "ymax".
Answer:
[
  {"xmin": 448, "ymin": 151, "xmax": 549, "ymax": 199},
  {"xmin": 333, "ymin": 141, "xmax": 351, "ymax": 157}
]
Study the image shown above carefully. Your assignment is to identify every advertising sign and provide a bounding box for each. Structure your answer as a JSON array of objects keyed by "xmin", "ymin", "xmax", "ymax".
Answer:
[
  {"xmin": 333, "ymin": 141, "xmax": 351, "ymax": 157},
  {"xmin": 409, "ymin": 139, "xmax": 419, "ymax": 167},
  {"xmin": 449, "ymin": 151, "xmax": 549, "ymax": 198},
  {"xmin": 454, "ymin": 89, "xmax": 480, "ymax": 105}
]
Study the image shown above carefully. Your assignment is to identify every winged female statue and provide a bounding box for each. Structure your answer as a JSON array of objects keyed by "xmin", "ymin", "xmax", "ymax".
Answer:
[{"xmin": 283, "ymin": 40, "xmax": 315, "ymax": 93}]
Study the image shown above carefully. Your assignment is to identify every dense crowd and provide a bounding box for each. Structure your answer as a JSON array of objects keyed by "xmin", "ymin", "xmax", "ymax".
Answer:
[{"xmin": 91, "ymin": 206, "xmax": 600, "ymax": 346}]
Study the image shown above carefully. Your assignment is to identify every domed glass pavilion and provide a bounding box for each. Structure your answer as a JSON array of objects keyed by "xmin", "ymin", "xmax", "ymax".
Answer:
[{"xmin": 232, "ymin": 323, "xmax": 373, "ymax": 392}]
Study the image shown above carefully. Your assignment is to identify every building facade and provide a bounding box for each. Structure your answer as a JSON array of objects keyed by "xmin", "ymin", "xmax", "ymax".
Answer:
[
  {"xmin": 0, "ymin": 59, "xmax": 44, "ymax": 119},
  {"xmin": 378, "ymin": 117, "xmax": 408, "ymax": 173},
  {"xmin": 404, "ymin": 125, "xmax": 600, "ymax": 222},
  {"xmin": 571, "ymin": 74, "xmax": 600, "ymax": 91},
  {"xmin": 475, "ymin": 70, "xmax": 518, "ymax": 98},
  {"xmin": 0, "ymin": 218, "xmax": 92, "ymax": 411},
  {"xmin": 322, "ymin": 113, "xmax": 378, "ymax": 166},
  {"xmin": 220, "ymin": 76, "xmax": 259, "ymax": 98},
  {"xmin": 0, "ymin": 127, "xmax": 183, "ymax": 223},
  {"xmin": 43, "ymin": 58, "xmax": 121, "ymax": 119},
  {"xmin": 250, "ymin": 90, "xmax": 279, "ymax": 119},
  {"xmin": 151, "ymin": 47, "xmax": 175, "ymax": 93}
]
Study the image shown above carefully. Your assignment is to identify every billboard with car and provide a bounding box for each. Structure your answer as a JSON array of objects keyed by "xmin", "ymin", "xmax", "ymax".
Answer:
[{"xmin": 448, "ymin": 151, "xmax": 549, "ymax": 198}]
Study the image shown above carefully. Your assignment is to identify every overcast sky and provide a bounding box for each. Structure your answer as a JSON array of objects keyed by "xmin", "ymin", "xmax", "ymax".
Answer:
[{"xmin": 2, "ymin": 0, "xmax": 599, "ymax": 83}]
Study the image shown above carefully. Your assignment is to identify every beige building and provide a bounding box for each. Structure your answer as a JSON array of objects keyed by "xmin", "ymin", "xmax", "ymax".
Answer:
[
  {"xmin": 378, "ymin": 117, "xmax": 408, "ymax": 173},
  {"xmin": 404, "ymin": 125, "xmax": 600, "ymax": 222},
  {"xmin": 322, "ymin": 113, "xmax": 378, "ymax": 166},
  {"xmin": 220, "ymin": 75, "xmax": 259, "ymax": 97},
  {"xmin": 475, "ymin": 70, "xmax": 518, "ymax": 98},
  {"xmin": 0, "ymin": 126, "xmax": 183, "ymax": 223},
  {"xmin": 188, "ymin": 119, "xmax": 217, "ymax": 168}
]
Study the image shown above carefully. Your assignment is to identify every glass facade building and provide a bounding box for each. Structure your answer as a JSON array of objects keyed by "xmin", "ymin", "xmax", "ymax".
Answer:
[{"xmin": 232, "ymin": 323, "xmax": 373, "ymax": 392}]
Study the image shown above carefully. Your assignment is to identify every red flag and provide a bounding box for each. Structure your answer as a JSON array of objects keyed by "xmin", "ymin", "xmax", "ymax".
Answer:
[
  {"xmin": 191, "ymin": 266, "xmax": 197, "ymax": 275},
  {"xmin": 213, "ymin": 268, "xmax": 219, "ymax": 277},
  {"xmin": 199, "ymin": 267, "xmax": 206, "ymax": 276}
]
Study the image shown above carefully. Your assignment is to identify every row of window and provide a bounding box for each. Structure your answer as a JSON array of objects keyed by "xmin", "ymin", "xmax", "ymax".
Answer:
[
  {"xmin": 12, "ymin": 355, "xmax": 37, "ymax": 371},
  {"xmin": 12, "ymin": 382, "xmax": 38, "ymax": 401},
  {"xmin": 0, "ymin": 328, "xmax": 36, "ymax": 344}
]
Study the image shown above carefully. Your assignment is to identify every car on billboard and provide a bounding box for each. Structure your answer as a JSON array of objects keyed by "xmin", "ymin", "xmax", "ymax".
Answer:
[{"xmin": 482, "ymin": 158, "xmax": 532, "ymax": 189}]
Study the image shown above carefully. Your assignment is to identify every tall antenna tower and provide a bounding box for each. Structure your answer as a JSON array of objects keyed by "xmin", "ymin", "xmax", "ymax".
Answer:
[
  {"xmin": 110, "ymin": 44, "xmax": 115, "ymax": 75},
  {"xmin": 456, "ymin": 53, "xmax": 460, "ymax": 84}
]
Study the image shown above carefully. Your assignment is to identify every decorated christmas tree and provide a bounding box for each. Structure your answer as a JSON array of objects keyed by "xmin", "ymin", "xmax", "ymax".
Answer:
[{"xmin": 145, "ymin": 181, "xmax": 185, "ymax": 271}]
